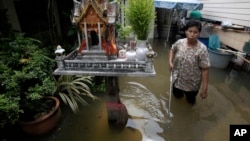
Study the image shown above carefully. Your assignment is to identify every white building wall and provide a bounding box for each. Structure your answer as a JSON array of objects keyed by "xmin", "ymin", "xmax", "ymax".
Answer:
[{"xmin": 198, "ymin": 0, "xmax": 250, "ymax": 27}]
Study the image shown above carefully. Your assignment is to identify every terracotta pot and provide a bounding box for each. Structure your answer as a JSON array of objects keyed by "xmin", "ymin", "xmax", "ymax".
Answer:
[{"xmin": 19, "ymin": 96, "xmax": 62, "ymax": 135}]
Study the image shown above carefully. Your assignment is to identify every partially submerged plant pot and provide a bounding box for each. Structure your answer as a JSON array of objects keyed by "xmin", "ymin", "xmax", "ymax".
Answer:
[{"xmin": 19, "ymin": 96, "xmax": 62, "ymax": 135}]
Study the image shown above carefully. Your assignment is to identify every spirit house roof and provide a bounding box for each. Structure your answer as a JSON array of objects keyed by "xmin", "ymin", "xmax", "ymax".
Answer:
[{"xmin": 76, "ymin": 0, "xmax": 108, "ymax": 32}]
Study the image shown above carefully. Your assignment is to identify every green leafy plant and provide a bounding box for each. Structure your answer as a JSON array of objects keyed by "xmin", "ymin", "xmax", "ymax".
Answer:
[
  {"xmin": 91, "ymin": 76, "xmax": 106, "ymax": 94},
  {"xmin": 117, "ymin": 25, "xmax": 133, "ymax": 40},
  {"xmin": 0, "ymin": 95, "xmax": 20, "ymax": 128},
  {"xmin": 0, "ymin": 33, "xmax": 56, "ymax": 127},
  {"xmin": 125, "ymin": 0, "xmax": 156, "ymax": 40},
  {"xmin": 55, "ymin": 75, "xmax": 99, "ymax": 113}
]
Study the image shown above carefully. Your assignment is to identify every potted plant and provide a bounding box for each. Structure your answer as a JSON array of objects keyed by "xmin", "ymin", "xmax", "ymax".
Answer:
[
  {"xmin": 125, "ymin": 0, "xmax": 156, "ymax": 61},
  {"xmin": 54, "ymin": 75, "xmax": 99, "ymax": 113},
  {"xmin": 0, "ymin": 33, "xmax": 61, "ymax": 135},
  {"xmin": 116, "ymin": 24, "xmax": 133, "ymax": 46},
  {"xmin": 125, "ymin": 0, "xmax": 155, "ymax": 41}
]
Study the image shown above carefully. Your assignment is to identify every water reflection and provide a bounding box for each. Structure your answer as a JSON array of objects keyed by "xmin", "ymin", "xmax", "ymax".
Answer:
[
  {"xmin": 120, "ymin": 81, "xmax": 168, "ymax": 141},
  {"xmin": 120, "ymin": 82, "xmax": 168, "ymax": 123}
]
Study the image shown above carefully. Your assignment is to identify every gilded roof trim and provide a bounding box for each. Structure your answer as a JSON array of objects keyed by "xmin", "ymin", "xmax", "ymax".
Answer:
[{"xmin": 76, "ymin": 0, "xmax": 108, "ymax": 25}]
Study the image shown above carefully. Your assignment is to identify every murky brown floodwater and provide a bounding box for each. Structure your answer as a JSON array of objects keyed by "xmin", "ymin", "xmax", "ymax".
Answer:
[{"xmin": 10, "ymin": 39, "xmax": 250, "ymax": 141}]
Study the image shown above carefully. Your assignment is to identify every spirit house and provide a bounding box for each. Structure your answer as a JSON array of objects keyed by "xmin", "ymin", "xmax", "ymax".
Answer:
[
  {"xmin": 54, "ymin": 0, "xmax": 157, "ymax": 130},
  {"xmin": 54, "ymin": 0, "xmax": 156, "ymax": 76}
]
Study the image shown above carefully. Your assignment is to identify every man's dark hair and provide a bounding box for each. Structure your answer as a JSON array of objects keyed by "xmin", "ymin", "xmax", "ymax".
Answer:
[{"xmin": 185, "ymin": 20, "xmax": 202, "ymax": 32}]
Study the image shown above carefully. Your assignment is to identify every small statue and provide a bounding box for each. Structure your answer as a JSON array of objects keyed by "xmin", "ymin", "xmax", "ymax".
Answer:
[
  {"xmin": 55, "ymin": 45, "xmax": 65, "ymax": 69},
  {"xmin": 146, "ymin": 46, "xmax": 157, "ymax": 59},
  {"xmin": 55, "ymin": 45, "xmax": 65, "ymax": 56}
]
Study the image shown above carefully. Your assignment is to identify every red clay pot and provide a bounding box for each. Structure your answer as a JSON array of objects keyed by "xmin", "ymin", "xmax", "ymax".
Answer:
[{"xmin": 19, "ymin": 96, "xmax": 62, "ymax": 135}]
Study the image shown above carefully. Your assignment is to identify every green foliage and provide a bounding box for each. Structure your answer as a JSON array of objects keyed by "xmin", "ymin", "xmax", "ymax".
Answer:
[
  {"xmin": 91, "ymin": 76, "xmax": 106, "ymax": 94},
  {"xmin": 55, "ymin": 75, "xmax": 98, "ymax": 113},
  {"xmin": 0, "ymin": 95, "xmax": 20, "ymax": 127},
  {"xmin": 125, "ymin": 0, "xmax": 156, "ymax": 40},
  {"xmin": 0, "ymin": 33, "xmax": 56, "ymax": 127},
  {"xmin": 117, "ymin": 25, "xmax": 133, "ymax": 40}
]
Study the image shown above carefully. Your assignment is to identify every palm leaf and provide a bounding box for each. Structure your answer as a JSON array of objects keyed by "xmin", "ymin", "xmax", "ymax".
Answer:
[
  {"xmin": 74, "ymin": 94, "xmax": 89, "ymax": 106},
  {"xmin": 55, "ymin": 75, "xmax": 98, "ymax": 113},
  {"xmin": 68, "ymin": 91, "xmax": 79, "ymax": 112},
  {"xmin": 66, "ymin": 87, "xmax": 78, "ymax": 113},
  {"xmin": 72, "ymin": 81, "xmax": 90, "ymax": 91}
]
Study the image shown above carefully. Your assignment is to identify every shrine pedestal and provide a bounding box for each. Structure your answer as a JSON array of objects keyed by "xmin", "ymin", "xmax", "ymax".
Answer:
[
  {"xmin": 54, "ymin": 47, "xmax": 156, "ymax": 130},
  {"xmin": 105, "ymin": 77, "xmax": 128, "ymax": 130}
]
